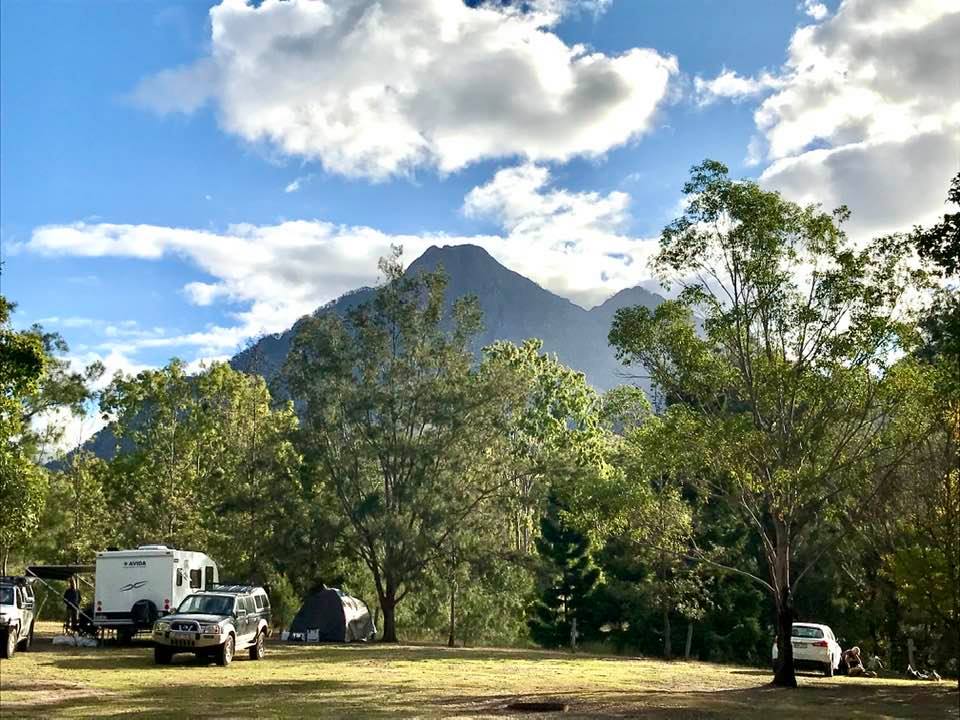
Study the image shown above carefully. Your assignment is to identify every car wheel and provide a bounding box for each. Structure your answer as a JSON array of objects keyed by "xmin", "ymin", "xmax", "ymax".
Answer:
[
  {"xmin": 823, "ymin": 661, "xmax": 834, "ymax": 677},
  {"xmin": 217, "ymin": 634, "xmax": 235, "ymax": 666},
  {"xmin": 117, "ymin": 628, "xmax": 135, "ymax": 645},
  {"xmin": 154, "ymin": 646, "xmax": 172, "ymax": 665},
  {"xmin": 249, "ymin": 630, "xmax": 266, "ymax": 661},
  {"xmin": 1, "ymin": 627, "xmax": 17, "ymax": 659}
]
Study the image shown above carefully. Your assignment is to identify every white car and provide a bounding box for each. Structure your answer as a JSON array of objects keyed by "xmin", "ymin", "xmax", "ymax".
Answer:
[
  {"xmin": 772, "ymin": 622, "xmax": 842, "ymax": 677},
  {"xmin": 0, "ymin": 577, "xmax": 37, "ymax": 659}
]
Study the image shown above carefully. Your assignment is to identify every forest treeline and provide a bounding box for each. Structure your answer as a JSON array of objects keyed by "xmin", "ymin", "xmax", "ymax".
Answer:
[{"xmin": 1, "ymin": 162, "xmax": 956, "ymax": 687}]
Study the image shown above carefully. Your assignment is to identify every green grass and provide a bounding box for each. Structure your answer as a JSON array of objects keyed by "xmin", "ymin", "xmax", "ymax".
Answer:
[{"xmin": 1, "ymin": 628, "xmax": 956, "ymax": 719}]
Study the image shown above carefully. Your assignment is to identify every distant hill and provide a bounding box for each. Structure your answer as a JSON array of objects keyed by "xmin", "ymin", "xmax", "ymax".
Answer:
[
  {"xmin": 68, "ymin": 245, "xmax": 662, "ymax": 465},
  {"xmin": 231, "ymin": 243, "xmax": 663, "ymax": 392}
]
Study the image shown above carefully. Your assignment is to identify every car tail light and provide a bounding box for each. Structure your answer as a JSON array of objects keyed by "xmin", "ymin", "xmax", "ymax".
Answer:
[
  {"xmin": 163, "ymin": 598, "xmax": 170, "ymax": 612},
  {"xmin": 96, "ymin": 600, "xmax": 102, "ymax": 611},
  {"xmin": 813, "ymin": 640, "xmax": 828, "ymax": 647}
]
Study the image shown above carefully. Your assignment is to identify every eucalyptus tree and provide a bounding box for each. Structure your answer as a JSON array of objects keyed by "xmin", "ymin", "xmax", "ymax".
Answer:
[
  {"xmin": 609, "ymin": 160, "xmax": 930, "ymax": 686},
  {"xmin": 283, "ymin": 251, "xmax": 519, "ymax": 642},
  {"xmin": 100, "ymin": 360, "xmax": 302, "ymax": 578},
  {"xmin": 0, "ymin": 294, "xmax": 102, "ymax": 572}
]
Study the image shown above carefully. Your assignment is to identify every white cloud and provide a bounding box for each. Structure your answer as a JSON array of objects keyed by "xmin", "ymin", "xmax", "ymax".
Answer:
[
  {"xmin": 698, "ymin": 0, "xmax": 960, "ymax": 239},
  {"xmin": 26, "ymin": 166, "xmax": 660, "ymax": 359},
  {"xmin": 693, "ymin": 69, "xmax": 783, "ymax": 106},
  {"xmin": 284, "ymin": 174, "xmax": 313, "ymax": 193},
  {"xmin": 799, "ymin": 1, "xmax": 829, "ymax": 21},
  {"xmin": 132, "ymin": 0, "xmax": 678, "ymax": 180}
]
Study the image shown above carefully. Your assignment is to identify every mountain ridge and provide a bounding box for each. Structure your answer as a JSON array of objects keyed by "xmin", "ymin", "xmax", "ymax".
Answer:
[{"xmin": 232, "ymin": 243, "xmax": 662, "ymax": 393}]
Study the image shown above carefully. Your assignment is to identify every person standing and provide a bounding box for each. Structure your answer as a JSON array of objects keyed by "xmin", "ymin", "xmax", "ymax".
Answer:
[{"xmin": 64, "ymin": 577, "xmax": 81, "ymax": 631}]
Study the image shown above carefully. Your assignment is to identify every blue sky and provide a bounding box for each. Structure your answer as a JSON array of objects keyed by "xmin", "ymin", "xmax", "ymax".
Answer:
[{"xmin": 2, "ymin": 0, "xmax": 956, "ymax": 400}]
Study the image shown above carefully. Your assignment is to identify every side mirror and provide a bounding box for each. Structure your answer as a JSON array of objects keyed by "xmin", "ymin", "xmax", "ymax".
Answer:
[{"xmin": 236, "ymin": 609, "xmax": 247, "ymax": 618}]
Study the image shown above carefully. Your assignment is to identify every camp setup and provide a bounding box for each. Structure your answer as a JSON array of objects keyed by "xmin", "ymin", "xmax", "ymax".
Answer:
[
  {"xmin": 286, "ymin": 586, "xmax": 376, "ymax": 643},
  {"xmin": 24, "ymin": 564, "xmax": 98, "ymax": 644}
]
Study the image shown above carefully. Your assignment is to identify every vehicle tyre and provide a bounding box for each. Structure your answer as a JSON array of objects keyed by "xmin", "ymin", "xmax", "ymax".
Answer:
[
  {"xmin": 17, "ymin": 622, "xmax": 33, "ymax": 651},
  {"xmin": 249, "ymin": 629, "xmax": 266, "ymax": 661},
  {"xmin": 217, "ymin": 634, "xmax": 235, "ymax": 666},
  {"xmin": 117, "ymin": 628, "xmax": 135, "ymax": 645},
  {"xmin": 1, "ymin": 627, "xmax": 16, "ymax": 659},
  {"xmin": 823, "ymin": 661, "xmax": 834, "ymax": 677},
  {"xmin": 154, "ymin": 646, "xmax": 172, "ymax": 665}
]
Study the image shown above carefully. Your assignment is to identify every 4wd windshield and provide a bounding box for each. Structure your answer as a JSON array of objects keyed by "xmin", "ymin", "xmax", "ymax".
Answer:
[
  {"xmin": 177, "ymin": 594, "xmax": 234, "ymax": 616},
  {"xmin": 0, "ymin": 586, "xmax": 13, "ymax": 605},
  {"xmin": 792, "ymin": 625, "xmax": 825, "ymax": 639}
]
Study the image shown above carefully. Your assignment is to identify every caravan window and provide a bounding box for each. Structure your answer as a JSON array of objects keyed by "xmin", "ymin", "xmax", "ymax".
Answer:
[
  {"xmin": 204, "ymin": 566, "xmax": 215, "ymax": 588},
  {"xmin": 176, "ymin": 568, "xmax": 183, "ymax": 587},
  {"xmin": 189, "ymin": 569, "xmax": 202, "ymax": 589}
]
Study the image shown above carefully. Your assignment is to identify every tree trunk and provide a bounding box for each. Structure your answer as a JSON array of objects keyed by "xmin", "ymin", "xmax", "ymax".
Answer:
[
  {"xmin": 773, "ymin": 585, "xmax": 797, "ymax": 687},
  {"xmin": 685, "ymin": 622, "xmax": 694, "ymax": 659},
  {"xmin": 380, "ymin": 579, "xmax": 397, "ymax": 642},
  {"xmin": 1, "ymin": 548, "xmax": 7, "ymax": 576},
  {"xmin": 447, "ymin": 577, "xmax": 457, "ymax": 648},
  {"xmin": 663, "ymin": 607, "xmax": 672, "ymax": 658}
]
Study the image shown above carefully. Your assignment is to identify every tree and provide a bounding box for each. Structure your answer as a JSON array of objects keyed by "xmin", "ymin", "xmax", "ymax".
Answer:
[
  {"xmin": 912, "ymin": 171, "xmax": 959, "ymax": 278},
  {"xmin": 528, "ymin": 489, "xmax": 601, "ymax": 649},
  {"xmin": 609, "ymin": 160, "xmax": 929, "ymax": 686},
  {"xmin": 0, "ymin": 294, "xmax": 100, "ymax": 572},
  {"xmin": 283, "ymin": 250, "xmax": 515, "ymax": 642},
  {"xmin": 100, "ymin": 360, "xmax": 303, "ymax": 580}
]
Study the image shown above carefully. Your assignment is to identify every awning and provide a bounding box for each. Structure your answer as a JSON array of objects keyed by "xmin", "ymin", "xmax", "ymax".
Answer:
[{"xmin": 25, "ymin": 564, "xmax": 95, "ymax": 581}]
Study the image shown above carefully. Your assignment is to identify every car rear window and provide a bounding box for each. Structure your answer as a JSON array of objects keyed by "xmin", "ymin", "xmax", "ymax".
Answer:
[{"xmin": 792, "ymin": 626, "xmax": 825, "ymax": 639}]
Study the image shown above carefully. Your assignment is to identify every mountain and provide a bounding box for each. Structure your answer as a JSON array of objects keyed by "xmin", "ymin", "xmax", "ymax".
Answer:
[{"xmin": 231, "ymin": 244, "xmax": 663, "ymax": 392}]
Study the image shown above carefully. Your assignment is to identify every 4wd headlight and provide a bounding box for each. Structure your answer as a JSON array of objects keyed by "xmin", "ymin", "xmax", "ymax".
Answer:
[
  {"xmin": 155, "ymin": 622, "xmax": 170, "ymax": 632},
  {"xmin": 202, "ymin": 624, "xmax": 221, "ymax": 634}
]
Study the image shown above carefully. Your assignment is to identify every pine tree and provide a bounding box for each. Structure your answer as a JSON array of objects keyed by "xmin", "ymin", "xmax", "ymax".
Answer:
[{"xmin": 529, "ymin": 490, "xmax": 600, "ymax": 648}]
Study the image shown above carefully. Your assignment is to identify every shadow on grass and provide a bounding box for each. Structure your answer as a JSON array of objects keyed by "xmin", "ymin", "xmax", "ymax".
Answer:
[
  {"xmin": 5, "ymin": 678, "xmax": 413, "ymax": 719},
  {"xmin": 435, "ymin": 682, "xmax": 959, "ymax": 720}
]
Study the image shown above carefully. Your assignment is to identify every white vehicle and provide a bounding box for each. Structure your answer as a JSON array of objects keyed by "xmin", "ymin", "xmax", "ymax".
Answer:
[
  {"xmin": 94, "ymin": 546, "xmax": 218, "ymax": 641},
  {"xmin": 772, "ymin": 622, "xmax": 843, "ymax": 677},
  {"xmin": 0, "ymin": 577, "xmax": 36, "ymax": 659}
]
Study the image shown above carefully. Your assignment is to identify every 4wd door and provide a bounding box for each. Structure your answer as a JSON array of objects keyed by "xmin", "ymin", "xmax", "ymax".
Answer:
[{"xmin": 236, "ymin": 596, "xmax": 255, "ymax": 645}]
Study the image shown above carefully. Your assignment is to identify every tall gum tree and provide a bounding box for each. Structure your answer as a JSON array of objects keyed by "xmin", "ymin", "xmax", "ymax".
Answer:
[
  {"xmin": 609, "ymin": 160, "xmax": 931, "ymax": 687},
  {"xmin": 283, "ymin": 251, "xmax": 519, "ymax": 642}
]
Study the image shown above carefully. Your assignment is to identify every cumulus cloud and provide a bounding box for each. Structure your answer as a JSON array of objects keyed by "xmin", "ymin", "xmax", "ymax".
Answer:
[
  {"xmin": 26, "ymin": 166, "xmax": 659, "ymax": 357},
  {"xmin": 693, "ymin": 69, "xmax": 783, "ymax": 106},
  {"xmin": 698, "ymin": 0, "xmax": 960, "ymax": 238},
  {"xmin": 132, "ymin": 0, "xmax": 678, "ymax": 180},
  {"xmin": 799, "ymin": 0, "xmax": 829, "ymax": 21}
]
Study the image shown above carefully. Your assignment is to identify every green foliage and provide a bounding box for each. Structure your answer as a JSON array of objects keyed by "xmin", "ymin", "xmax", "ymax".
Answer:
[
  {"xmin": 608, "ymin": 160, "xmax": 930, "ymax": 685},
  {"xmin": 528, "ymin": 490, "xmax": 601, "ymax": 648},
  {"xmin": 99, "ymin": 360, "xmax": 304, "ymax": 581},
  {"xmin": 283, "ymin": 249, "xmax": 515, "ymax": 641},
  {"xmin": 912, "ymin": 172, "xmax": 959, "ymax": 278}
]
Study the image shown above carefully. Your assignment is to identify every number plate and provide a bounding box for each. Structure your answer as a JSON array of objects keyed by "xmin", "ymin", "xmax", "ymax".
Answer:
[{"xmin": 174, "ymin": 631, "xmax": 193, "ymax": 640}]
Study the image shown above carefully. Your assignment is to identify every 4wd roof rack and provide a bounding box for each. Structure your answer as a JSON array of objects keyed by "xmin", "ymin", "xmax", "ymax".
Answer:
[
  {"xmin": 207, "ymin": 583, "xmax": 259, "ymax": 594},
  {"xmin": 0, "ymin": 575, "xmax": 33, "ymax": 586}
]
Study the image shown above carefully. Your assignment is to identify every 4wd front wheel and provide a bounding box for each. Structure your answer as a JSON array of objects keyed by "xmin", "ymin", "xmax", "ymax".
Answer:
[
  {"xmin": 249, "ymin": 630, "xmax": 266, "ymax": 660},
  {"xmin": 217, "ymin": 634, "xmax": 235, "ymax": 667},
  {"xmin": 1, "ymin": 628, "xmax": 17, "ymax": 659},
  {"xmin": 154, "ymin": 646, "xmax": 172, "ymax": 665}
]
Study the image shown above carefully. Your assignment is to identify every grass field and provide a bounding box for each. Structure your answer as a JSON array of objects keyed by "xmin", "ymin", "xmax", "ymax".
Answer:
[{"xmin": 1, "ymin": 625, "xmax": 956, "ymax": 719}]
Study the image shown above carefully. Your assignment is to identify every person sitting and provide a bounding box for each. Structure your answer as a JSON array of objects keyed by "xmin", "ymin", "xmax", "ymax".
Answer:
[
  {"xmin": 842, "ymin": 646, "xmax": 877, "ymax": 678},
  {"xmin": 63, "ymin": 577, "xmax": 81, "ymax": 632}
]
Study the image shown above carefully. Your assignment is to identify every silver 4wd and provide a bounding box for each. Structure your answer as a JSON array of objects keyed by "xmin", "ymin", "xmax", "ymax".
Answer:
[
  {"xmin": 152, "ymin": 584, "xmax": 271, "ymax": 666},
  {"xmin": 0, "ymin": 577, "xmax": 37, "ymax": 659}
]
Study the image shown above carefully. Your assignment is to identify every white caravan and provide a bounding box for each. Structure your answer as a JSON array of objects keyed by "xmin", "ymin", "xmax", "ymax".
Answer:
[{"xmin": 93, "ymin": 546, "xmax": 218, "ymax": 640}]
